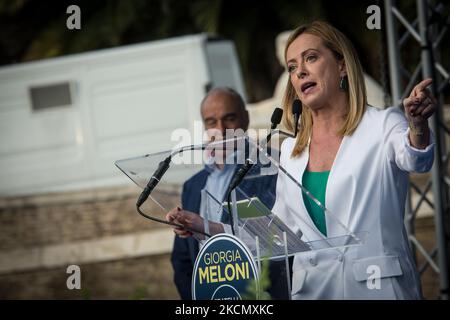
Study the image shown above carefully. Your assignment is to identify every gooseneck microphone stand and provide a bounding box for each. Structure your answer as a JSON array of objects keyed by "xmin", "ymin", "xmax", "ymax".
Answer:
[{"xmin": 135, "ymin": 144, "xmax": 212, "ymax": 238}]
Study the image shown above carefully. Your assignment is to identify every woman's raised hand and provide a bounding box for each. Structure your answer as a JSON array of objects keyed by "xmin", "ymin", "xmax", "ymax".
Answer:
[{"xmin": 403, "ymin": 78, "xmax": 437, "ymax": 128}]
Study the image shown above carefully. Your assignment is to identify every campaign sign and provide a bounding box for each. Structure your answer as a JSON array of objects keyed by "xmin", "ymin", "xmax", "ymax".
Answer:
[{"xmin": 192, "ymin": 233, "xmax": 259, "ymax": 300}]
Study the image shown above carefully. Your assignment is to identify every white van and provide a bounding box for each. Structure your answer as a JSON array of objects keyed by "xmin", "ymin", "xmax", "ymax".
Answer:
[{"xmin": 0, "ymin": 34, "xmax": 246, "ymax": 196}]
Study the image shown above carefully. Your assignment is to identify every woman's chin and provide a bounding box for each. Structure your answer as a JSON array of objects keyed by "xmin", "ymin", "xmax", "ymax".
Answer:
[
  {"xmin": 303, "ymin": 100, "xmax": 321, "ymax": 111},
  {"xmin": 303, "ymin": 94, "xmax": 332, "ymax": 111}
]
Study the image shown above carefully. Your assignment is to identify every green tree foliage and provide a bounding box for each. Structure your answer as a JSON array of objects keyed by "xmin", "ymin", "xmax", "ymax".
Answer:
[
  {"xmin": 242, "ymin": 258, "xmax": 272, "ymax": 300},
  {"xmin": 2, "ymin": 0, "xmax": 445, "ymax": 102}
]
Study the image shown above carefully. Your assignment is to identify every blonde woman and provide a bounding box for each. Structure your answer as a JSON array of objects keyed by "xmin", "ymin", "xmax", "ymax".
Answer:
[{"xmin": 273, "ymin": 20, "xmax": 436, "ymax": 299}]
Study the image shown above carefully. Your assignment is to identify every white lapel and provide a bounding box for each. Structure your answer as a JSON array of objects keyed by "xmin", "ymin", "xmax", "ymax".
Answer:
[{"xmin": 324, "ymin": 134, "xmax": 353, "ymax": 237}]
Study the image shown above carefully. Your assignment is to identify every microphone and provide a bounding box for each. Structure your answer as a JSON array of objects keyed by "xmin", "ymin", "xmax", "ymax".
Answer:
[
  {"xmin": 271, "ymin": 107, "xmax": 283, "ymax": 129},
  {"xmin": 228, "ymin": 107, "xmax": 283, "ymax": 192},
  {"xmin": 264, "ymin": 107, "xmax": 283, "ymax": 145},
  {"xmin": 136, "ymin": 143, "xmax": 210, "ymax": 208},
  {"xmin": 292, "ymin": 99, "xmax": 302, "ymax": 137},
  {"xmin": 135, "ymin": 150, "xmax": 212, "ymax": 237},
  {"xmin": 135, "ymin": 140, "xmax": 245, "ymax": 238},
  {"xmin": 136, "ymin": 155, "xmax": 172, "ymax": 207}
]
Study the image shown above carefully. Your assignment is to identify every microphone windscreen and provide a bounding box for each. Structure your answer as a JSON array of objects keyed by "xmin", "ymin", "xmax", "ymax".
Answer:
[
  {"xmin": 271, "ymin": 107, "xmax": 283, "ymax": 125},
  {"xmin": 292, "ymin": 99, "xmax": 302, "ymax": 116}
]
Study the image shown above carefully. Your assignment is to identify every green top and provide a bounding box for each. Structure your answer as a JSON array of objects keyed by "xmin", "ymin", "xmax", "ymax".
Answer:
[{"xmin": 302, "ymin": 170, "xmax": 330, "ymax": 236}]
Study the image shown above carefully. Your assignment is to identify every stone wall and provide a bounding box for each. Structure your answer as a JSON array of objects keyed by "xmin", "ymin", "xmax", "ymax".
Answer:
[
  {"xmin": 0, "ymin": 253, "xmax": 178, "ymax": 300},
  {"xmin": 0, "ymin": 185, "xmax": 179, "ymax": 251},
  {"xmin": 0, "ymin": 185, "xmax": 182, "ymax": 299}
]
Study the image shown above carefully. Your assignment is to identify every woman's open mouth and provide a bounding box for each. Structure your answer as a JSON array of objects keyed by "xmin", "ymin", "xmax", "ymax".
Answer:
[{"xmin": 301, "ymin": 82, "xmax": 317, "ymax": 95}]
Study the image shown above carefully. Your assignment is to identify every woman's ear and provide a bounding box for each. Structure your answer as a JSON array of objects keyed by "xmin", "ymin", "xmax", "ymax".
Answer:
[{"xmin": 339, "ymin": 59, "xmax": 347, "ymax": 77}]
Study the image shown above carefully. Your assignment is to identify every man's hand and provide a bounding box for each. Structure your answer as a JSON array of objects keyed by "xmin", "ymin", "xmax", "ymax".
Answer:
[
  {"xmin": 165, "ymin": 207, "xmax": 225, "ymax": 239},
  {"xmin": 166, "ymin": 207, "xmax": 200, "ymax": 238}
]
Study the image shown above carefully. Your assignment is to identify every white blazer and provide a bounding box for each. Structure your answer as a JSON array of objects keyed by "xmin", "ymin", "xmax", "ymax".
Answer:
[{"xmin": 272, "ymin": 105, "xmax": 435, "ymax": 299}]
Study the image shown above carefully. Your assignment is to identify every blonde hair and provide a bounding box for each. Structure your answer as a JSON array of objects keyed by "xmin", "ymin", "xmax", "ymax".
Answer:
[{"xmin": 282, "ymin": 21, "xmax": 367, "ymax": 157}]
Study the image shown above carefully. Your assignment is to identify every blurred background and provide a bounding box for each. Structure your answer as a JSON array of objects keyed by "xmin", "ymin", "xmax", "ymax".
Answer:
[
  {"xmin": 0, "ymin": 0, "xmax": 392, "ymax": 101},
  {"xmin": 0, "ymin": 0, "xmax": 449, "ymax": 299}
]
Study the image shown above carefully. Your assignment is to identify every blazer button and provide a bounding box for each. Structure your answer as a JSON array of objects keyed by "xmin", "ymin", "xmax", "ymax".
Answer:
[
  {"xmin": 309, "ymin": 258, "xmax": 317, "ymax": 266},
  {"xmin": 338, "ymin": 254, "xmax": 344, "ymax": 262}
]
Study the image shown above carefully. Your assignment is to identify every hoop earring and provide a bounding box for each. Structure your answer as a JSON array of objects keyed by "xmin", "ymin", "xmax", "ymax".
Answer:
[{"xmin": 339, "ymin": 75, "xmax": 349, "ymax": 91}]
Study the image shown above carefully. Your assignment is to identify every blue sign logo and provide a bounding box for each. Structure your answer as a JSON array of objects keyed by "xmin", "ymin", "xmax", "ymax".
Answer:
[{"xmin": 192, "ymin": 234, "xmax": 259, "ymax": 300}]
